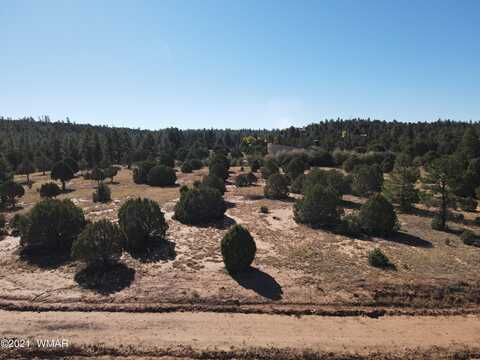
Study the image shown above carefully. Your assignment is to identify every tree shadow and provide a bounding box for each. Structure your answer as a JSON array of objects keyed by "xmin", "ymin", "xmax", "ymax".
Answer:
[
  {"xmin": 231, "ymin": 267, "xmax": 283, "ymax": 300},
  {"xmin": 74, "ymin": 262, "xmax": 135, "ymax": 295},
  {"xmin": 19, "ymin": 247, "xmax": 71, "ymax": 269},
  {"xmin": 225, "ymin": 201, "xmax": 236, "ymax": 209},
  {"xmin": 61, "ymin": 188, "xmax": 76, "ymax": 194},
  {"xmin": 129, "ymin": 239, "xmax": 177, "ymax": 263},
  {"xmin": 387, "ymin": 232, "xmax": 433, "ymax": 248},
  {"xmin": 0, "ymin": 205, "xmax": 24, "ymax": 213},
  {"xmin": 211, "ymin": 215, "xmax": 236, "ymax": 230}
]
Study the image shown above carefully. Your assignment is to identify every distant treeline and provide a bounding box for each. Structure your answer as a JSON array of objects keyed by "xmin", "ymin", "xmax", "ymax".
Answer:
[{"xmin": 0, "ymin": 116, "xmax": 478, "ymax": 171}]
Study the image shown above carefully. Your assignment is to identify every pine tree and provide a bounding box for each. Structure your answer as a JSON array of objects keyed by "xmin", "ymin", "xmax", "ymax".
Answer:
[{"xmin": 383, "ymin": 154, "xmax": 419, "ymax": 212}]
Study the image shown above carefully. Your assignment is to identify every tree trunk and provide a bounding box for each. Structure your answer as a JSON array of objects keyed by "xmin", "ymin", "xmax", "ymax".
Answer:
[{"xmin": 62, "ymin": 180, "xmax": 66, "ymax": 192}]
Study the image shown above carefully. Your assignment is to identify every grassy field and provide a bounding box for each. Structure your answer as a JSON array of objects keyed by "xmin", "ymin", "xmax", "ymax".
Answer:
[{"xmin": 1, "ymin": 166, "xmax": 480, "ymax": 311}]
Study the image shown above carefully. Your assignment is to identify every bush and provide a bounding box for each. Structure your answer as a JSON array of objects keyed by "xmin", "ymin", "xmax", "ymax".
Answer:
[
  {"xmin": 285, "ymin": 157, "xmax": 308, "ymax": 180},
  {"xmin": 260, "ymin": 206, "xmax": 269, "ymax": 214},
  {"xmin": 118, "ymin": 198, "xmax": 168, "ymax": 253},
  {"xmin": 249, "ymin": 158, "xmax": 261, "ymax": 173},
  {"xmin": 333, "ymin": 149, "xmax": 351, "ymax": 166},
  {"xmin": 189, "ymin": 158, "xmax": 203, "ymax": 170},
  {"xmin": 147, "ymin": 165, "xmax": 177, "ymax": 187},
  {"xmin": 358, "ymin": 194, "xmax": 398, "ymax": 237},
  {"xmin": 294, "ymin": 184, "xmax": 342, "ymax": 228},
  {"xmin": 209, "ymin": 152, "xmax": 230, "ymax": 181},
  {"xmin": 103, "ymin": 166, "xmax": 119, "ymax": 183},
  {"xmin": 201, "ymin": 174, "xmax": 226, "ymax": 195},
  {"xmin": 431, "ymin": 216, "xmax": 445, "ymax": 230},
  {"xmin": 368, "ymin": 248, "xmax": 392, "ymax": 268},
  {"xmin": 9, "ymin": 213, "xmax": 28, "ymax": 236},
  {"xmin": 303, "ymin": 169, "xmax": 350, "ymax": 196},
  {"xmin": 308, "ymin": 149, "xmax": 334, "ymax": 167},
  {"xmin": 39, "ymin": 182, "xmax": 61, "ymax": 198},
  {"xmin": 0, "ymin": 180, "xmax": 25, "ymax": 208},
  {"xmin": 174, "ymin": 186, "xmax": 226, "ymax": 225},
  {"xmin": 90, "ymin": 167, "xmax": 106, "ymax": 184},
  {"xmin": 133, "ymin": 160, "xmax": 157, "ymax": 184},
  {"xmin": 19, "ymin": 199, "xmax": 86, "ymax": 253},
  {"xmin": 158, "ymin": 153, "xmax": 175, "ymax": 168},
  {"xmin": 458, "ymin": 197, "xmax": 478, "ymax": 212},
  {"xmin": 72, "ymin": 220, "xmax": 124, "ymax": 267},
  {"xmin": 93, "ymin": 182, "xmax": 111, "ymax": 203},
  {"xmin": 290, "ymin": 174, "xmax": 306, "ymax": 194},
  {"xmin": 336, "ymin": 213, "xmax": 363, "ymax": 237},
  {"xmin": 460, "ymin": 229, "xmax": 479, "ymax": 246},
  {"xmin": 181, "ymin": 161, "xmax": 193, "ymax": 173},
  {"xmin": 343, "ymin": 155, "xmax": 361, "ymax": 172},
  {"xmin": 235, "ymin": 174, "xmax": 253, "ymax": 187},
  {"xmin": 221, "ymin": 225, "xmax": 256, "ymax": 273},
  {"xmin": 260, "ymin": 158, "xmax": 279, "ymax": 179},
  {"xmin": 264, "ymin": 174, "xmax": 289, "ymax": 199},
  {"xmin": 246, "ymin": 172, "xmax": 257, "ymax": 184},
  {"xmin": 0, "ymin": 214, "xmax": 5, "ymax": 234},
  {"xmin": 51, "ymin": 161, "xmax": 74, "ymax": 191},
  {"xmin": 351, "ymin": 164, "xmax": 383, "ymax": 197}
]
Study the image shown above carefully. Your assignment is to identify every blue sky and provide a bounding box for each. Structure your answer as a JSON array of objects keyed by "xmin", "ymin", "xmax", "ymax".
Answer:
[{"xmin": 1, "ymin": 0, "xmax": 479, "ymax": 129}]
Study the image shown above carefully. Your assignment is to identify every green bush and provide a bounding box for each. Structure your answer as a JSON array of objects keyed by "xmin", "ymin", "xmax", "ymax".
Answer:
[
  {"xmin": 147, "ymin": 165, "xmax": 177, "ymax": 187},
  {"xmin": 181, "ymin": 161, "xmax": 193, "ymax": 173},
  {"xmin": 343, "ymin": 155, "xmax": 361, "ymax": 172},
  {"xmin": 351, "ymin": 164, "xmax": 384, "ymax": 197},
  {"xmin": 221, "ymin": 225, "xmax": 256, "ymax": 273},
  {"xmin": 72, "ymin": 219, "xmax": 124, "ymax": 267},
  {"xmin": 0, "ymin": 180, "xmax": 25, "ymax": 208},
  {"xmin": 336, "ymin": 213, "xmax": 363, "ymax": 237},
  {"xmin": 294, "ymin": 184, "xmax": 342, "ymax": 228},
  {"xmin": 368, "ymin": 248, "xmax": 392, "ymax": 268},
  {"xmin": 264, "ymin": 174, "xmax": 289, "ymax": 199},
  {"xmin": 208, "ymin": 152, "xmax": 230, "ymax": 181},
  {"xmin": 308, "ymin": 149, "xmax": 334, "ymax": 167},
  {"xmin": 285, "ymin": 157, "xmax": 308, "ymax": 181},
  {"xmin": 93, "ymin": 182, "xmax": 111, "ymax": 203},
  {"xmin": 19, "ymin": 199, "xmax": 86, "ymax": 254},
  {"xmin": 0, "ymin": 214, "xmax": 5, "ymax": 234},
  {"xmin": 133, "ymin": 160, "xmax": 157, "ymax": 184},
  {"xmin": 39, "ymin": 182, "xmax": 61, "ymax": 198},
  {"xmin": 118, "ymin": 198, "xmax": 168, "ymax": 253},
  {"xmin": 174, "ymin": 186, "xmax": 226, "ymax": 225},
  {"xmin": 358, "ymin": 194, "xmax": 398, "ymax": 237},
  {"xmin": 290, "ymin": 174, "xmax": 306, "ymax": 194},
  {"xmin": 158, "ymin": 153, "xmax": 175, "ymax": 168},
  {"xmin": 458, "ymin": 197, "xmax": 478, "ymax": 212},
  {"xmin": 260, "ymin": 158, "xmax": 279, "ymax": 179},
  {"xmin": 103, "ymin": 166, "xmax": 119, "ymax": 183},
  {"xmin": 431, "ymin": 216, "xmax": 445, "ymax": 230},
  {"xmin": 201, "ymin": 175, "xmax": 226, "ymax": 195},
  {"xmin": 303, "ymin": 169, "xmax": 350, "ymax": 196},
  {"xmin": 235, "ymin": 174, "xmax": 253, "ymax": 187}
]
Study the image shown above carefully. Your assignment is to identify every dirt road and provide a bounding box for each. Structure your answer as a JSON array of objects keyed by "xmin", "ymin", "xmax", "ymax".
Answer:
[{"xmin": 1, "ymin": 310, "xmax": 479, "ymax": 358}]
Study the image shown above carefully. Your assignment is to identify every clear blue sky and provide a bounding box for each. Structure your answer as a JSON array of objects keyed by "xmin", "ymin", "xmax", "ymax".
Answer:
[{"xmin": 1, "ymin": 0, "xmax": 479, "ymax": 129}]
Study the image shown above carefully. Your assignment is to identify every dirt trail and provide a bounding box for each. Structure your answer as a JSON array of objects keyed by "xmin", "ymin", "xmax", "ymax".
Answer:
[{"xmin": 1, "ymin": 311, "xmax": 479, "ymax": 355}]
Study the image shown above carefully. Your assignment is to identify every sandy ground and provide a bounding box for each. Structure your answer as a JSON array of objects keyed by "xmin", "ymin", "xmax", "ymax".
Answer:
[{"xmin": 1, "ymin": 310, "xmax": 479, "ymax": 355}]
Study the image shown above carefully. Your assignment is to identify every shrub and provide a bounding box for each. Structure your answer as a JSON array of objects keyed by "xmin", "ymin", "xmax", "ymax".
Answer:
[
  {"xmin": 235, "ymin": 174, "xmax": 253, "ymax": 187},
  {"xmin": 133, "ymin": 160, "xmax": 157, "ymax": 184},
  {"xmin": 458, "ymin": 197, "xmax": 478, "ymax": 212},
  {"xmin": 358, "ymin": 194, "xmax": 398, "ymax": 237},
  {"xmin": 0, "ymin": 180, "xmax": 25, "ymax": 208},
  {"xmin": 201, "ymin": 175, "xmax": 226, "ymax": 195},
  {"xmin": 333, "ymin": 149, "xmax": 351, "ymax": 166},
  {"xmin": 118, "ymin": 198, "xmax": 168, "ymax": 253},
  {"xmin": 181, "ymin": 161, "xmax": 193, "ymax": 173},
  {"xmin": 209, "ymin": 152, "xmax": 230, "ymax": 181},
  {"xmin": 351, "ymin": 164, "xmax": 383, "ymax": 197},
  {"xmin": 246, "ymin": 172, "xmax": 257, "ymax": 184},
  {"xmin": 19, "ymin": 199, "xmax": 86, "ymax": 253},
  {"xmin": 51, "ymin": 161, "xmax": 74, "ymax": 191},
  {"xmin": 221, "ymin": 225, "xmax": 256, "ymax": 273},
  {"xmin": 343, "ymin": 155, "xmax": 361, "ymax": 172},
  {"xmin": 103, "ymin": 166, "xmax": 119, "ymax": 183},
  {"xmin": 72, "ymin": 220, "xmax": 124, "ymax": 267},
  {"xmin": 93, "ymin": 182, "xmax": 111, "ymax": 203},
  {"xmin": 174, "ymin": 187, "xmax": 226, "ymax": 225},
  {"xmin": 290, "ymin": 174, "xmax": 306, "ymax": 194},
  {"xmin": 294, "ymin": 184, "xmax": 342, "ymax": 228},
  {"xmin": 303, "ymin": 169, "xmax": 350, "ymax": 196},
  {"xmin": 336, "ymin": 213, "xmax": 363, "ymax": 237},
  {"xmin": 260, "ymin": 158, "xmax": 279, "ymax": 179},
  {"xmin": 147, "ymin": 165, "xmax": 177, "ymax": 187},
  {"xmin": 431, "ymin": 216, "xmax": 445, "ymax": 231},
  {"xmin": 368, "ymin": 248, "xmax": 392, "ymax": 268},
  {"xmin": 0, "ymin": 214, "xmax": 5, "ymax": 234},
  {"xmin": 285, "ymin": 157, "xmax": 308, "ymax": 181},
  {"xmin": 249, "ymin": 158, "xmax": 261, "ymax": 172},
  {"xmin": 460, "ymin": 229, "xmax": 479, "ymax": 246},
  {"xmin": 9, "ymin": 213, "xmax": 28, "ymax": 236},
  {"xmin": 264, "ymin": 174, "xmax": 289, "ymax": 199},
  {"xmin": 158, "ymin": 153, "xmax": 175, "ymax": 168},
  {"xmin": 308, "ymin": 149, "xmax": 334, "ymax": 167},
  {"xmin": 39, "ymin": 182, "xmax": 61, "ymax": 198},
  {"xmin": 90, "ymin": 167, "xmax": 106, "ymax": 184},
  {"xmin": 260, "ymin": 206, "xmax": 269, "ymax": 214}
]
